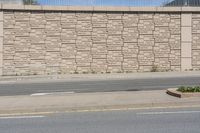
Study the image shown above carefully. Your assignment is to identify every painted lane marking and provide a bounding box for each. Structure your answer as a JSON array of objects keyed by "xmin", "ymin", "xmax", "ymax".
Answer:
[
  {"xmin": 0, "ymin": 112, "xmax": 55, "ymax": 117},
  {"xmin": 0, "ymin": 115, "xmax": 45, "ymax": 119},
  {"xmin": 30, "ymin": 93, "xmax": 51, "ymax": 96},
  {"xmin": 137, "ymin": 110, "xmax": 200, "ymax": 115},
  {"xmin": 30, "ymin": 91, "xmax": 75, "ymax": 96}
]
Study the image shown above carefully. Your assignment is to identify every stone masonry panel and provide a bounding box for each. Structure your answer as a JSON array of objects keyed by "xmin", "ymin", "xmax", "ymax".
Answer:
[
  {"xmin": 192, "ymin": 14, "xmax": 200, "ymax": 70},
  {"xmin": 2, "ymin": 11, "xmax": 181, "ymax": 76}
]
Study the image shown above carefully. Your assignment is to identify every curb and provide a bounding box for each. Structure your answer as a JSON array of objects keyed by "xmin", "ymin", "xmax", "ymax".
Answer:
[{"xmin": 167, "ymin": 88, "xmax": 200, "ymax": 98}]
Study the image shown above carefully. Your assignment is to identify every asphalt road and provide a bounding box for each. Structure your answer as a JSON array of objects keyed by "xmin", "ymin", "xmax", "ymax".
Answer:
[
  {"xmin": 0, "ymin": 76, "xmax": 200, "ymax": 96},
  {"xmin": 0, "ymin": 107, "xmax": 200, "ymax": 133}
]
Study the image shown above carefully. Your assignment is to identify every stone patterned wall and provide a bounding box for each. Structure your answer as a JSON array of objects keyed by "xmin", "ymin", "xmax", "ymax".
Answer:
[
  {"xmin": 3, "ymin": 11, "xmax": 181, "ymax": 76},
  {"xmin": 0, "ymin": 11, "xmax": 3, "ymax": 76},
  {"xmin": 192, "ymin": 14, "xmax": 200, "ymax": 70}
]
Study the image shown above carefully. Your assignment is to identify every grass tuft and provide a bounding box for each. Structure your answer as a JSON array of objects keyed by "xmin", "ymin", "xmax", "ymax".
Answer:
[{"xmin": 177, "ymin": 86, "xmax": 200, "ymax": 93}]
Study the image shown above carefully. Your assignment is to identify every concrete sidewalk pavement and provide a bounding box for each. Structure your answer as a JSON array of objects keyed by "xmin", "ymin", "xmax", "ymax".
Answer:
[
  {"xmin": 0, "ymin": 90, "xmax": 200, "ymax": 116},
  {"xmin": 0, "ymin": 71, "xmax": 200, "ymax": 83}
]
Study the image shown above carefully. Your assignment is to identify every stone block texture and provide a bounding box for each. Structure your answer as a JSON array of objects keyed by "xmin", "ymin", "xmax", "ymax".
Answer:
[
  {"xmin": 192, "ymin": 14, "xmax": 200, "ymax": 70},
  {"xmin": 0, "ymin": 11, "xmax": 3, "ymax": 76},
  {"xmin": 2, "ymin": 11, "xmax": 182, "ymax": 76}
]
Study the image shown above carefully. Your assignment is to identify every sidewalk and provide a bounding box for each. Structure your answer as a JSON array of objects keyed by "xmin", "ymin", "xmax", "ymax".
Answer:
[
  {"xmin": 0, "ymin": 90, "xmax": 200, "ymax": 116},
  {"xmin": 0, "ymin": 71, "xmax": 200, "ymax": 83}
]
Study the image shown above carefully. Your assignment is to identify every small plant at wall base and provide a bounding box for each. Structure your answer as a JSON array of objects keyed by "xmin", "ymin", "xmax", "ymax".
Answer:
[
  {"xmin": 23, "ymin": 0, "xmax": 38, "ymax": 5},
  {"xmin": 151, "ymin": 65, "xmax": 159, "ymax": 72},
  {"xmin": 177, "ymin": 86, "xmax": 200, "ymax": 93}
]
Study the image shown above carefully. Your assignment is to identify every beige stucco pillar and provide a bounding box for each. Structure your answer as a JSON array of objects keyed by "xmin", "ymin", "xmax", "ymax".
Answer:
[
  {"xmin": 0, "ymin": 11, "xmax": 3, "ymax": 76},
  {"xmin": 181, "ymin": 13, "xmax": 192, "ymax": 71}
]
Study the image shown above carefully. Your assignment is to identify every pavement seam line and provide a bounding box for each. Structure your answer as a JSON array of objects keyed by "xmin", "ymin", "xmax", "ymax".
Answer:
[
  {"xmin": 137, "ymin": 111, "xmax": 200, "ymax": 115},
  {"xmin": 0, "ymin": 116, "xmax": 46, "ymax": 119}
]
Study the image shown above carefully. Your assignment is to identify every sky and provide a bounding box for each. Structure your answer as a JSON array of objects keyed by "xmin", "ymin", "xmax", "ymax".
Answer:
[{"xmin": 37, "ymin": 0, "xmax": 173, "ymax": 6}]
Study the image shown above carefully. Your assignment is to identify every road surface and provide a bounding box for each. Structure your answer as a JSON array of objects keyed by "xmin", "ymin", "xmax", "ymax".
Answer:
[
  {"xmin": 0, "ymin": 76, "xmax": 200, "ymax": 96},
  {"xmin": 0, "ymin": 107, "xmax": 200, "ymax": 133}
]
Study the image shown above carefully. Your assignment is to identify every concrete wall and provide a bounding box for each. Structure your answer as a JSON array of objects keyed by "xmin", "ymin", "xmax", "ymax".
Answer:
[
  {"xmin": 192, "ymin": 14, "xmax": 200, "ymax": 70},
  {"xmin": 0, "ymin": 11, "xmax": 3, "ymax": 76},
  {"xmin": 0, "ymin": 5, "xmax": 200, "ymax": 76}
]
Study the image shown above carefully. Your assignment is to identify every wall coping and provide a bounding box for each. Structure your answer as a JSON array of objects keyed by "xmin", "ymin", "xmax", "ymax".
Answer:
[{"xmin": 0, "ymin": 4, "xmax": 200, "ymax": 12}]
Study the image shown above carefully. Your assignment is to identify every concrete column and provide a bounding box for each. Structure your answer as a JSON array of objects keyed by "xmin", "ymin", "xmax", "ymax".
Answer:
[
  {"xmin": 0, "ymin": 11, "xmax": 3, "ymax": 76},
  {"xmin": 181, "ymin": 13, "xmax": 192, "ymax": 71}
]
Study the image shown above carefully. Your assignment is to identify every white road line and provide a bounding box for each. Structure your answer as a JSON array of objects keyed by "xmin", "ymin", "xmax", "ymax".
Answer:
[
  {"xmin": 137, "ymin": 110, "xmax": 200, "ymax": 115},
  {"xmin": 0, "ymin": 116, "xmax": 45, "ymax": 119},
  {"xmin": 30, "ymin": 93, "xmax": 51, "ymax": 96},
  {"xmin": 30, "ymin": 91, "xmax": 75, "ymax": 96}
]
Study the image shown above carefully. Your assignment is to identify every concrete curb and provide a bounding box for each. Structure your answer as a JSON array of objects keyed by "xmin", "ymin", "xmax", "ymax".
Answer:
[{"xmin": 167, "ymin": 88, "xmax": 200, "ymax": 98}]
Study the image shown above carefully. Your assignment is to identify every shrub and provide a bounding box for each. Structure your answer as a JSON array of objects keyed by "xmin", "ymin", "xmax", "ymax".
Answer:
[
  {"xmin": 151, "ymin": 65, "xmax": 159, "ymax": 72},
  {"xmin": 177, "ymin": 86, "xmax": 200, "ymax": 93}
]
